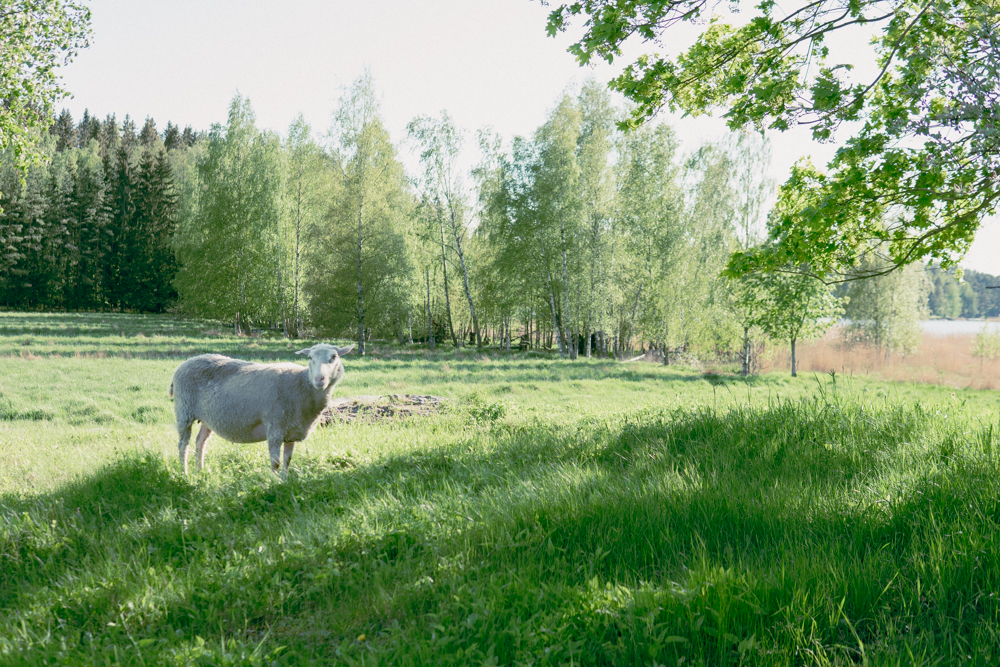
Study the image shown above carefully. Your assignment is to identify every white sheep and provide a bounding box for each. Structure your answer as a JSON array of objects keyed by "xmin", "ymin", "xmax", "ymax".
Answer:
[{"xmin": 169, "ymin": 343, "xmax": 354, "ymax": 474}]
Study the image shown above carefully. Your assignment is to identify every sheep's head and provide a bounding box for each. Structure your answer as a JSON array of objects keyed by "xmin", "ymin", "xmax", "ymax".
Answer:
[{"xmin": 296, "ymin": 343, "xmax": 354, "ymax": 390}]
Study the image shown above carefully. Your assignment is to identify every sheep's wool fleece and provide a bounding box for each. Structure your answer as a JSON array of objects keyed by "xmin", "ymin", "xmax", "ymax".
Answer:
[{"xmin": 171, "ymin": 354, "xmax": 341, "ymax": 444}]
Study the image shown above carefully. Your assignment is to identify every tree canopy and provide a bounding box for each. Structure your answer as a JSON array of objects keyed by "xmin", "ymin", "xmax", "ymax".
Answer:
[
  {"xmin": 546, "ymin": 0, "xmax": 1000, "ymax": 276},
  {"xmin": 0, "ymin": 0, "xmax": 91, "ymax": 204}
]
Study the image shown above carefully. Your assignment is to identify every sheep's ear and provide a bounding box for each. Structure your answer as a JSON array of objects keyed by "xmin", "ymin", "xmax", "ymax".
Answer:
[
  {"xmin": 295, "ymin": 347, "xmax": 314, "ymax": 356},
  {"xmin": 336, "ymin": 344, "xmax": 355, "ymax": 356}
]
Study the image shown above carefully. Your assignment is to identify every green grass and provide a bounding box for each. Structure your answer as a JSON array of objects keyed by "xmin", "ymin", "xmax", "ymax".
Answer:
[{"xmin": 2, "ymin": 312, "xmax": 1000, "ymax": 665}]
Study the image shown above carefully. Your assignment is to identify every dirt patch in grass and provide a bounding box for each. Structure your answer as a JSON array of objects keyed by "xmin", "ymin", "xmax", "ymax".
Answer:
[{"xmin": 319, "ymin": 394, "xmax": 446, "ymax": 424}]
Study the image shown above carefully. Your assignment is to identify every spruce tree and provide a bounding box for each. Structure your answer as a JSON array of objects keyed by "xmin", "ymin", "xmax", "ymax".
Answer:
[
  {"xmin": 99, "ymin": 114, "xmax": 119, "ymax": 162},
  {"xmin": 133, "ymin": 149, "xmax": 179, "ymax": 311},
  {"xmin": 70, "ymin": 141, "xmax": 111, "ymax": 308},
  {"xmin": 120, "ymin": 116, "xmax": 138, "ymax": 153},
  {"xmin": 0, "ymin": 148, "xmax": 28, "ymax": 305},
  {"xmin": 14, "ymin": 138, "xmax": 57, "ymax": 307},
  {"xmin": 104, "ymin": 141, "xmax": 137, "ymax": 309},
  {"xmin": 139, "ymin": 117, "xmax": 159, "ymax": 147},
  {"xmin": 76, "ymin": 109, "xmax": 101, "ymax": 149},
  {"xmin": 163, "ymin": 122, "xmax": 181, "ymax": 151},
  {"xmin": 52, "ymin": 109, "xmax": 77, "ymax": 152}
]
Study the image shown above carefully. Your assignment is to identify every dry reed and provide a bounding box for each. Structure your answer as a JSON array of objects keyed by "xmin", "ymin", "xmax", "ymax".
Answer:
[{"xmin": 760, "ymin": 327, "xmax": 1000, "ymax": 389}]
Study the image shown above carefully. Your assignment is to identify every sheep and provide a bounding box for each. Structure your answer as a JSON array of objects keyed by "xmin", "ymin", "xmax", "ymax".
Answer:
[{"xmin": 169, "ymin": 343, "xmax": 354, "ymax": 474}]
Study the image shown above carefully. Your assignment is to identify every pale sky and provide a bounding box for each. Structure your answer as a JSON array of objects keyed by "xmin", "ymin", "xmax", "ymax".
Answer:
[{"xmin": 58, "ymin": 0, "xmax": 999, "ymax": 276}]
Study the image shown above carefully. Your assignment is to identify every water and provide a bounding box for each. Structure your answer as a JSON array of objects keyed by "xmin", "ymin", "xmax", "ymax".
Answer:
[{"xmin": 920, "ymin": 320, "xmax": 1000, "ymax": 336}]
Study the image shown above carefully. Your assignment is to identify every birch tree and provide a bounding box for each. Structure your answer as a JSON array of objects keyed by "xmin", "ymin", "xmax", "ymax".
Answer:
[
  {"xmin": 284, "ymin": 115, "xmax": 329, "ymax": 337},
  {"xmin": 533, "ymin": 94, "xmax": 584, "ymax": 358},
  {"xmin": 174, "ymin": 93, "xmax": 284, "ymax": 333},
  {"xmin": 305, "ymin": 73, "xmax": 413, "ymax": 354},
  {"xmin": 550, "ymin": 1, "xmax": 1000, "ymax": 275},
  {"xmin": 615, "ymin": 122, "xmax": 683, "ymax": 359},
  {"xmin": 408, "ymin": 111, "xmax": 483, "ymax": 349},
  {"xmin": 576, "ymin": 79, "xmax": 616, "ymax": 357},
  {"xmin": 843, "ymin": 260, "xmax": 930, "ymax": 356},
  {"xmin": 0, "ymin": 0, "xmax": 91, "ymax": 208}
]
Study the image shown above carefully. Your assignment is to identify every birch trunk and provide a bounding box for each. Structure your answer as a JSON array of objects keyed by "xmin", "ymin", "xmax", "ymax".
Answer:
[
  {"xmin": 292, "ymin": 163, "xmax": 303, "ymax": 338},
  {"xmin": 426, "ymin": 266, "xmax": 435, "ymax": 350},
  {"xmin": 438, "ymin": 208, "xmax": 458, "ymax": 347},
  {"xmin": 356, "ymin": 199, "xmax": 365, "ymax": 356},
  {"xmin": 449, "ymin": 205, "xmax": 481, "ymax": 349},
  {"xmin": 561, "ymin": 220, "xmax": 574, "ymax": 359},
  {"xmin": 791, "ymin": 337, "xmax": 798, "ymax": 377}
]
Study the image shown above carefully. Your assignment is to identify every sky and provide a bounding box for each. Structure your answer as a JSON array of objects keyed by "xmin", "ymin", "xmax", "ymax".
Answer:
[{"xmin": 58, "ymin": 0, "xmax": 1000, "ymax": 276}]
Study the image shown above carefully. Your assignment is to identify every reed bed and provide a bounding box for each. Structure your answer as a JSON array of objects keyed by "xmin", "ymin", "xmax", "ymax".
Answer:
[{"xmin": 761, "ymin": 327, "xmax": 1000, "ymax": 390}]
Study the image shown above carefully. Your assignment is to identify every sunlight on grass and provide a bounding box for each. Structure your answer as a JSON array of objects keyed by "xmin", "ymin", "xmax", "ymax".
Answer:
[{"xmin": 2, "ymin": 313, "xmax": 1000, "ymax": 664}]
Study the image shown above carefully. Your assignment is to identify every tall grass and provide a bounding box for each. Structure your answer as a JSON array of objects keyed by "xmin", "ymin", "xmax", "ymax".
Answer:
[
  {"xmin": 2, "ymin": 313, "xmax": 1000, "ymax": 664},
  {"xmin": 762, "ymin": 329, "xmax": 1000, "ymax": 390}
]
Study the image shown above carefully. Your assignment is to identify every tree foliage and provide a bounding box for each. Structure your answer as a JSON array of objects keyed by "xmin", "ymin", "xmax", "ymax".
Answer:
[
  {"xmin": 0, "ymin": 0, "xmax": 91, "ymax": 206},
  {"xmin": 547, "ymin": 0, "xmax": 1000, "ymax": 275},
  {"xmin": 0, "ymin": 110, "xmax": 183, "ymax": 311},
  {"xmin": 174, "ymin": 94, "xmax": 285, "ymax": 332},
  {"xmin": 739, "ymin": 270, "xmax": 846, "ymax": 376},
  {"xmin": 408, "ymin": 111, "xmax": 482, "ymax": 348},
  {"xmin": 842, "ymin": 260, "xmax": 930, "ymax": 355},
  {"xmin": 304, "ymin": 73, "xmax": 414, "ymax": 353}
]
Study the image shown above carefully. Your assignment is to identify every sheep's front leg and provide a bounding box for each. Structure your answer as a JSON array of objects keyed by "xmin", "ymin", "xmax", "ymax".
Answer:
[
  {"xmin": 268, "ymin": 438, "xmax": 283, "ymax": 473},
  {"xmin": 282, "ymin": 442, "xmax": 296, "ymax": 470},
  {"xmin": 195, "ymin": 424, "xmax": 212, "ymax": 471}
]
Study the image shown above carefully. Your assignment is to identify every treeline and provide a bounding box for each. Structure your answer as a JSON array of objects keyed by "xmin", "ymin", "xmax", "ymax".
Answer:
[
  {"xmin": 168, "ymin": 76, "xmax": 778, "ymax": 357},
  {"xmin": 927, "ymin": 266, "xmax": 1000, "ymax": 319},
  {"xmin": 2, "ymin": 74, "xmax": 995, "ymax": 364},
  {"xmin": 0, "ymin": 110, "xmax": 202, "ymax": 311}
]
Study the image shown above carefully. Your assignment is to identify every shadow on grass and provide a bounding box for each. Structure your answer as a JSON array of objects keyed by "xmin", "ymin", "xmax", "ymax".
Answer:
[{"xmin": 2, "ymin": 396, "xmax": 997, "ymax": 664}]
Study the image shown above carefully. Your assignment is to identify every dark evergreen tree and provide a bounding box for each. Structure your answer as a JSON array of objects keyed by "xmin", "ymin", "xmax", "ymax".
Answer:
[
  {"xmin": 14, "ymin": 148, "xmax": 58, "ymax": 307},
  {"xmin": 120, "ymin": 115, "xmax": 138, "ymax": 154},
  {"xmin": 51, "ymin": 109, "xmax": 77, "ymax": 152},
  {"xmin": 139, "ymin": 116, "xmax": 159, "ymax": 147},
  {"xmin": 181, "ymin": 125, "xmax": 198, "ymax": 147},
  {"xmin": 0, "ymin": 109, "xmax": 198, "ymax": 311},
  {"xmin": 132, "ymin": 149, "xmax": 179, "ymax": 311},
  {"xmin": 76, "ymin": 109, "xmax": 101, "ymax": 149},
  {"xmin": 0, "ymin": 151, "xmax": 28, "ymax": 305},
  {"xmin": 100, "ymin": 114, "xmax": 120, "ymax": 161},
  {"xmin": 163, "ymin": 121, "xmax": 181, "ymax": 151},
  {"xmin": 103, "ymin": 141, "xmax": 138, "ymax": 309},
  {"xmin": 69, "ymin": 144, "xmax": 112, "ymax": 308}
]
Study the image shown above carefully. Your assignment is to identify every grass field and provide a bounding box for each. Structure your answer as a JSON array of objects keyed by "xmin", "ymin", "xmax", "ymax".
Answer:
[{"xmin": 2, "ymin": 312, "xmax": 1000, "ymax": 665}]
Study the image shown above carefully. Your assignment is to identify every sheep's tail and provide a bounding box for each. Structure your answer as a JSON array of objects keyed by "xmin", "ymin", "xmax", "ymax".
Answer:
[{"xmin": 169, "ymin": 381, "xmax": 174, "ymax": 400}]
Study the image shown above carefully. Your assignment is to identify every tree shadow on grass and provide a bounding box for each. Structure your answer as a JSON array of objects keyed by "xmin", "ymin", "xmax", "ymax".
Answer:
[{"xmin": 2, "ymin": 396, "xmax": 995, "ymax": 664}]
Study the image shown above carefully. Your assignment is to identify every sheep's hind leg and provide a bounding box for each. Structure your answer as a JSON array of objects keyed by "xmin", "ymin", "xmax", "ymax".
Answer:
[
  {"xmin": 195, "ymin": 423, "xmax": 212, "ymax": 471},
  {"xmin": 282, "ymin": 442, "xmax": 296, "ymax": 470},
  {"xmin": 177, "ymin": 419, "xmax": 193, "ymax": 475}
]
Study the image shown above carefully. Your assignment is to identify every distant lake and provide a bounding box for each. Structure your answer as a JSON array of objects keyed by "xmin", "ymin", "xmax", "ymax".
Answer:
[{"xmin": 920, "ymin": 320, "xmax": 1000, "ymax": 336}]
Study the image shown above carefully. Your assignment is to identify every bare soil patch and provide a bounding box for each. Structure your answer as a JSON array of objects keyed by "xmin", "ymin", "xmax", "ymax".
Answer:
[{"xmin": 319, "ymin": 394, "xmax": 447, "ymax": 425}]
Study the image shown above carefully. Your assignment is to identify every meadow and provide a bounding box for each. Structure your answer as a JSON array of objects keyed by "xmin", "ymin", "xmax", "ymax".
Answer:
[{"xmin": 2, "ymin": 312, "xmax": 1000, "ymax": 665}]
